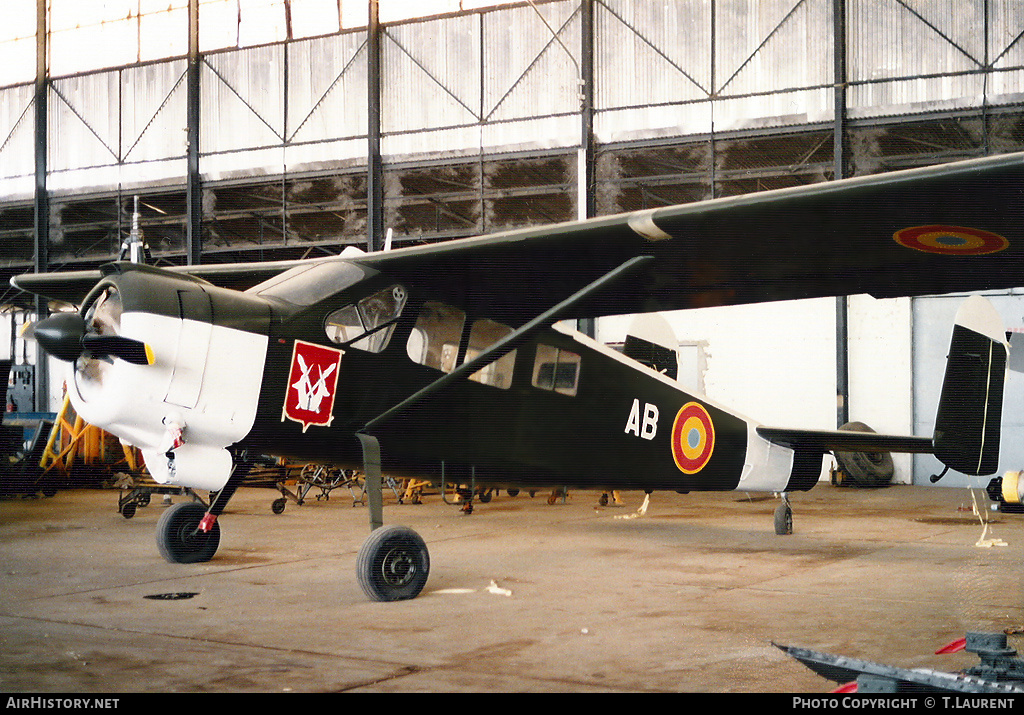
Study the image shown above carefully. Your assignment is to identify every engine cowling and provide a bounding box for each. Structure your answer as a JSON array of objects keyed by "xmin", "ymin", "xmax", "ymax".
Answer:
[{"xmin": 60, "ymin": 265, "xmax": 272, "ymax": 491}]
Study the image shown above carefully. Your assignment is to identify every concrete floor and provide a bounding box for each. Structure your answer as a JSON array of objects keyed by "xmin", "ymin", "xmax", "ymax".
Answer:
[{"xmin": 2, "ymin": 481, "xmax": 1023, "ymax": 693}]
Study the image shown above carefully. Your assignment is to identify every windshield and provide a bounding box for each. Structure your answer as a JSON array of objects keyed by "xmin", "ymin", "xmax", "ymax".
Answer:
[{"xmin": 248, "ymin": 260, "xmax": 365, "ymax": 307}]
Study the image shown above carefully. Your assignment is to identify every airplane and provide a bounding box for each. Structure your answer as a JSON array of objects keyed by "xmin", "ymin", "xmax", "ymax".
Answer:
[{"xmin": 10, "ymin": 150, "xmax": 1023, "ymax": 602}]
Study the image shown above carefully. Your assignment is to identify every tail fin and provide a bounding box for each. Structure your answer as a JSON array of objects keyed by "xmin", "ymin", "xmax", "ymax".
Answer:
[{"xmin": 932, "ymin": 295, "xmax": 1007, "ymax": 476}]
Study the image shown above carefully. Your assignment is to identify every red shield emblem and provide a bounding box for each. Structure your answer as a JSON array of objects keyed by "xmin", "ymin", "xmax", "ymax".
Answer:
[{"xmin": 282, "ymin": 341, "xmax": 343, "ymax": 432}]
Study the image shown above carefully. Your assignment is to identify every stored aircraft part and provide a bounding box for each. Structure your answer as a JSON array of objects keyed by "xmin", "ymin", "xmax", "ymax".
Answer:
[
  {"xmin": 989, "ymin": 471, "xmax": 1024, "ymax": 510},
  {"xmin": 833, "ymin": 422, "xmax": 894, "ymax": 487},
  {"xmin": 778, "ymin": 632, "xmax": 1024, "ymax": 693},
  {"xmin": 623, "ymin": 313, "xmax": 679, "ymax": 379},
  {"xmin": 356, "ymin": 524, "xmax": 430, "ymax": 602},
  {"xmin": 156, "ymin": 502, "xmax": 221, "ymax": 564}
]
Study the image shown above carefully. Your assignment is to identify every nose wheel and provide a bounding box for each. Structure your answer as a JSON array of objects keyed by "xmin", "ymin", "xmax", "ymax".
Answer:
[
  {"xmin": 156, "ymin": 501, "xmax": 221, "ymax": 563},
  {"xmin": 154, "ymin": 453, "xmax": 254, "ymax": 564}
]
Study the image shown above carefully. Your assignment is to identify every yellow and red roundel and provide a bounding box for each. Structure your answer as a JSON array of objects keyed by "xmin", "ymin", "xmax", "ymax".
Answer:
[
  {"xmin": 671, "ymin": 402, "xmax": 715, "ymax": 474},
  {"xmin": 894, "ymin": 225, "xmax": 1008, "ymax": 255}
]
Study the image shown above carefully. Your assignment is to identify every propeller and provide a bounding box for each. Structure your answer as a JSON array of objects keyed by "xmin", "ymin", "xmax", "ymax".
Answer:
[{"xmin": 30, "ymin": 312, "xmax": 154, "ymax": 366}]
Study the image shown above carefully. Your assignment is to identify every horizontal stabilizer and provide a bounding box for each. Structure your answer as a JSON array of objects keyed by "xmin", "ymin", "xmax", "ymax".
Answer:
[
  {"xmin": 756, "ymin": 426, "xmax": 932, "ymax": 454},
  {"xmin": 933, "ymin": 295, "xmax": 1007, "ymax": 476},
  {"xmin": 761, "ymin": 296, "xmax": 1007, "ymax": 480}
]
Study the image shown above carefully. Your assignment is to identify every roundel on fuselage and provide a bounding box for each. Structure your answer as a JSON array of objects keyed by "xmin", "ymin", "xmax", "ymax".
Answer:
[{"xmin": 671, "ymin": 401, "xmax": 715, "ymax": 474}]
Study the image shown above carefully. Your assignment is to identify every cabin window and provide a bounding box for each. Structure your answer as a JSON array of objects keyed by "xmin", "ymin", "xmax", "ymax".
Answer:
[
  {"xmin": 324, "ymin": 285, "xmax": 407, "ymax": 353},
  {"xmin": 407, "ymin": 301, "xmax": 465, "ymax": 373},
  {"xmin": 463, "ymin": 319, "xmax": 516, "ymax": 389},
  {"xmin": 532, "ymin": 344, "xmax": 581, "ymax": 396}
]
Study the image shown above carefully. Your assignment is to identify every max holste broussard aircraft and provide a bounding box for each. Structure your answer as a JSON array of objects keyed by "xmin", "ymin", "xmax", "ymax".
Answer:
[{"xmin": 10, "ymin": 151, "xmax": 1023, "ymax": 602}]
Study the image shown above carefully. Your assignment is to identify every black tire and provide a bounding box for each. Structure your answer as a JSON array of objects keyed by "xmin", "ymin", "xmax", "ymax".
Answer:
[
  {"xmin": 774, "ymin": 502, "xmax": 793, "ymax": 535},
  {"xmin": 156, "ymin": 502, "xmax": 220, "ymax": 564},
  {"xmin": 835, "ymin": 421, "xmax": 894, "ymax": 487},
  {"xmin": 121, "ymin": 502, "xmax": 136, "ymax": 519},
  {"xmin": 271, "ymin": 498, "xmax": 286, "ymax": 514},
  {"xmin": 356, "ymin": 525, "xmax": 429, "ymax": 602}
]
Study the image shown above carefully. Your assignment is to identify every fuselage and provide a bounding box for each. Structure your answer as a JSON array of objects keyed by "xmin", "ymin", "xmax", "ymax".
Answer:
[{"xmin": 63, "ymin": 260, "xmax": 815, "ymax": 496}]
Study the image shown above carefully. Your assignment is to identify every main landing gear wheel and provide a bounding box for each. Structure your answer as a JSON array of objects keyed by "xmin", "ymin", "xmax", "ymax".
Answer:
[
  {"xmin": 356, "ymin": 524, "xmax": 430, "ymax": 602},
  {"xmin": 156, "ymin": 502, "xmax": 221, "ymax": 564},
  {"xmin": 774, "ymin": 500, "xmax": 793, "ymax": 536}
]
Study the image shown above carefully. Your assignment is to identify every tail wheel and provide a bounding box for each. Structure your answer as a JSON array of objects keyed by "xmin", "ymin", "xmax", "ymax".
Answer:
[
  {"xmin": 356, "ymin": 525, "xmax": 429, "ymax": 602},
  {"xmin": 774, "ymin": 501, "xmax": 793, "ymax": 536},
  {"xmin": 156, "ymin": 502, "xmax": 220, "ymax": 564}
]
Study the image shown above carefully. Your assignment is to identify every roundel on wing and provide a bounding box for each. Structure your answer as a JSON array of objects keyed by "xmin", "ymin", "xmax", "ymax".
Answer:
[
  {"xmin": 671, "ymin": 402, "xmax": 715, "ymax": 474},
  {"xmin": 893, "ymin": 225, "xmax": 1008, "ymax": 255}
]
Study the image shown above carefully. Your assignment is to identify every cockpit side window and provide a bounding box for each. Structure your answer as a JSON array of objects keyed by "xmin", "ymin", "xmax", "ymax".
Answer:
[
  {"xmin": 324, "ymin": 285, "xmax": 407, "ymax": 353},
  {"xmin": 406, "ymin": 302, "xmax": 465, "ymax": 373}
]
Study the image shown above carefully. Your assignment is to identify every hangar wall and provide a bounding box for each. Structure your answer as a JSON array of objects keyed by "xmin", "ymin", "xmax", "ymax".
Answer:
[{"xmin": 2, "ymin": 0, "xmax": 1024, "ymax": 483}]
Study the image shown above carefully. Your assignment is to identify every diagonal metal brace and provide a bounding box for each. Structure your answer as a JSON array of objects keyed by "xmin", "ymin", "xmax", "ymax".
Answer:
[{"xmin": 360, "ymin": 254, "xmax": 654, "ymax": 435}]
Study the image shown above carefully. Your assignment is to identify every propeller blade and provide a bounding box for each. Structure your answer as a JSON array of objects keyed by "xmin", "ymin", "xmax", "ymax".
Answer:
[
  {"xmin": 32, "ymin": 313, "xmax": 87, "ymax": 362},
  {"xmin": 82, "ymin": 334, "xmax": 155, "ymax": 366}
]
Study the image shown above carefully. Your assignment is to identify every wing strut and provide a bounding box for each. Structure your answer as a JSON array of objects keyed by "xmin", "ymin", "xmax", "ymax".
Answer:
[{"xmin": 353, "ymin": 255, "xmax": 652, "ymax": 534}]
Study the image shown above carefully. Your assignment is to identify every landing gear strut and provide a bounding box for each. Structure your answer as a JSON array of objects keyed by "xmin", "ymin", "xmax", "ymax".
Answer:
[
  {"xmin": 155, "ymin": 453, "xmax": 253, "ymax": 564},
  {"xmin": 355, "ymin": 434, "xmax": 430, "ymax": 601}
]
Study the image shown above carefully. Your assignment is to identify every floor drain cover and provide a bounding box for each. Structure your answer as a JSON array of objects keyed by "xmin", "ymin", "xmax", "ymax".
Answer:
[{"xmin": 144, "ymin": 592, "xmax": 199, "ymax": 600}]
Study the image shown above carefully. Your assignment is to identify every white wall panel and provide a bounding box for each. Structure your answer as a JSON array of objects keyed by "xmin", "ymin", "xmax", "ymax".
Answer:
[{"xmin": 0, "ymin": 83, "xmax": 34, "ymax": 187}]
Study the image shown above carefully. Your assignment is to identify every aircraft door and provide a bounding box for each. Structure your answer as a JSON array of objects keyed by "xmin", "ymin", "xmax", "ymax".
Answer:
[{"xmin": 164, "ymin": 288, "xmax": 213, "ymax": 409}]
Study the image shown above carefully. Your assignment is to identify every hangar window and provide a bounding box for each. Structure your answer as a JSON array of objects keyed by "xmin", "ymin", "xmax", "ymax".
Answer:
[
  {"xmin": 532, "ymin": 345, "xmax": 580, "ymax": 396},
  {"xmin": 407, "ymin": 302, "xmax": 465, "ymax": 373},
  {"xmin": 463, "ymin": 319, "xmax": 516, "ymax": 389},
  {"xmin": 324, "ymin": 285, "xmax": 407, "ymax": 353}
]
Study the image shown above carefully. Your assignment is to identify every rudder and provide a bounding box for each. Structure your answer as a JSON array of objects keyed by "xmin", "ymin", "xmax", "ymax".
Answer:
[{"xmin": 932, "ymin": 295, "xmax": 1007, "ymax": 477}]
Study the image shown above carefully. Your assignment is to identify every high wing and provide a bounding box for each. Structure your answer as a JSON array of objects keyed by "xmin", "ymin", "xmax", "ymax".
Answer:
[
  {"xmin": 349, "ymin": 151, "xmax": 1024, "ymax": 325},
  {"xmin": 12, "ymin": 152, "xmax": 1024, "ymax": 320},
  {"xmin": 9, "ymin": 258, "xmax": 312, "ymax": 306}
]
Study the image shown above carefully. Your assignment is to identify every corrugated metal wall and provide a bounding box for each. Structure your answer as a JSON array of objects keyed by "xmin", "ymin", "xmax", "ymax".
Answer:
[
  {"xmin": 2, "ymin": 0, "xmax": 1024, "ymax": 269},
  {"xmin": 6, "ymin": 1, "xmax": 1021, "ymax": 192}
]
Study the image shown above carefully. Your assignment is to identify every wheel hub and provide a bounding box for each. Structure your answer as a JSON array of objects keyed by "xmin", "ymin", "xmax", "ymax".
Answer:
[{"xmin": 381, "ymin": 546, "xmax": 417, "ymax": 587}]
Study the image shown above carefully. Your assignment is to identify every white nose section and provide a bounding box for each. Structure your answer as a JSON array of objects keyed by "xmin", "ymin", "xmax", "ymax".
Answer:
[
  {"xmin": 69, "ymin": 311, "xmax": 268, "ymax": 492},
  {"xmin": 143, "ymin": 443, "xmax": 234, "ymax": 492}
]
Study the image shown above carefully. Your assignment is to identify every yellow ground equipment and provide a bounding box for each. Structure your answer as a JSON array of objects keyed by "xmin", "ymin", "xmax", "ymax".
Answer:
[{"xmin": 39, "ymin": 395, "xmax": 142, "ymax": 485}]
